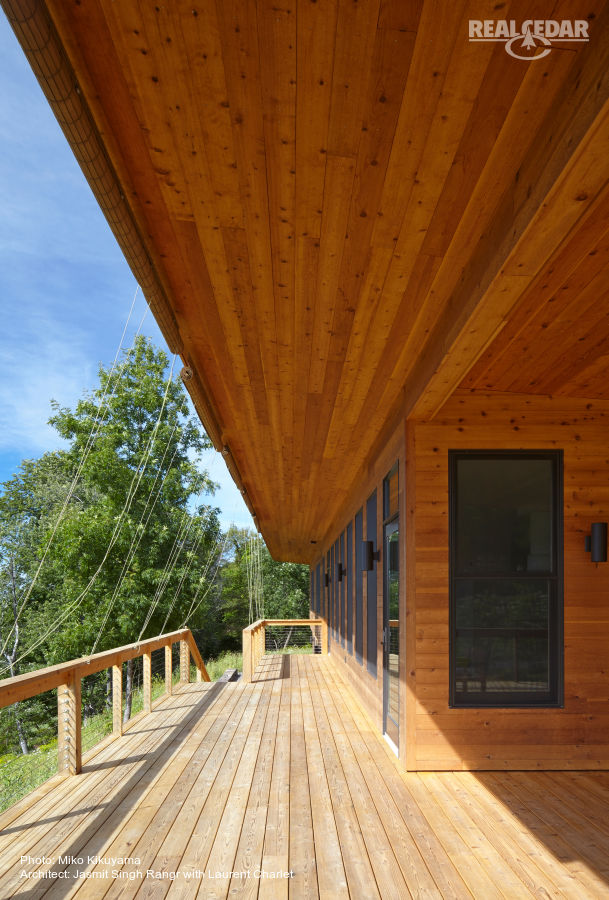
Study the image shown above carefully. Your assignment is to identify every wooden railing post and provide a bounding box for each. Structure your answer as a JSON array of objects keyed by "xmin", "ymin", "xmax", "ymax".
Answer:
[
  {"xmin": 185, "ymin": 632, "xmax": 211, "ymax": 682},
  {"xmin": 242, "ymin": 627, "xmax": 252, "ymax": 683},
  {"xmin": 180, "ymin": 639, "xmax": 190, "ymax": 684},
  {"xmin": 112, "ymin": 664, "xmax": 122, "ymax": 736},
  {"xmin": 321, "ymin": 619, "xmax": 328, "ymax": 654},
  {"xmin": 165, "ymin": 643, "xmax": 173, "ymax": 695},
  {"xmin": 143, "ymin": 651, "xmax": 152, "ymax": 714},
  {"xmin": 57, "ymin": 674, "xmax": 81, "ymax": 775}
]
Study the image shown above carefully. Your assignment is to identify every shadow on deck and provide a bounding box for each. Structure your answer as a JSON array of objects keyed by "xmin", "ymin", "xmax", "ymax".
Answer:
[{"xmin": 1, "ymin": 655, "xmax": 608, "ymax": 898}]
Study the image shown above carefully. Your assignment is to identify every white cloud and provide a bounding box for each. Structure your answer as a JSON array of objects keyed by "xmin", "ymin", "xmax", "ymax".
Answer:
[{"xmin": 0, "ymin": 312, "xmax": 94, "ymax": 452}]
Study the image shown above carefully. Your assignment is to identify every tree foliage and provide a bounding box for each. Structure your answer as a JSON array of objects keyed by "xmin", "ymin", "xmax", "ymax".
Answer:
[
  {"xmin": 0, "ymin": 337, "xmax": 222, "ymax": 752},
  {"xmin": 219, "ymin": 528, "xmax": 309, "ymax": 646},
  {"xmin": 0, "ymin": 336, "xmax": 310, "ymax": 760}
]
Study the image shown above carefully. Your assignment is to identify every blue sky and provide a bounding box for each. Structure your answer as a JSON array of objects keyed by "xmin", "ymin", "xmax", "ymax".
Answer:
[{"xmin": 0, "ymin": 13, "xmax": 253, "ymax": 531}]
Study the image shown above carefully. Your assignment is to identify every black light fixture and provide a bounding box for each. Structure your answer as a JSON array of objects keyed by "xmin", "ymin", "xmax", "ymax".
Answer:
[
  {"xmin": 336, "ymin": 562, "xmax": 345, "ymax": 582},
  {"xmin": 324, "ymin": 570, "xmax": 330, "ymax": 587},
  {"xmin": 361, "ymin": 540, "xmax": 381, "ymax": 571},
  {"xmin": 585, "ymin": 522, "xmax": 607, "ymax": 563}
]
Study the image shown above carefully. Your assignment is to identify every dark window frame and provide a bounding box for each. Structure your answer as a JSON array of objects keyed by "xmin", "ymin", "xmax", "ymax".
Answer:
[
  {"xmin": 347, "ymin": 520, "xmax": 353, "ymax": 655},
  {"xmin": 366, "ymin": 489, "xmax": 378, "ymax": 679},
  {"xmin": 340, "ymin": 530, "xmax": 346, "ymax": 648},
  {"xmin": 449, "ymin": 449, "xmax": 564, "ymax": 708},
  {"xmin": 383, "ymin": 461, "xmax": 399, "ymax": 523},
  {"xmin": 355, "ymin": 508, "xmax": 364, "ymax": 665}
]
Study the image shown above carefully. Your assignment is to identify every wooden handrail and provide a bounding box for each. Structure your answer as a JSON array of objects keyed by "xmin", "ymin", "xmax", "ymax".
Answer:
[
  {"xmin": 186, "ymin": 635, "xmax": 211, "ymax": 683},
  {"xmin": 244, "ymin": 618, "xmax": 323, "ymax": 630},
  {"xmin": 0, "ymin": 629, "xmax": 210, "ymax": 783},
  {"xmin": 242, "ymin": 618, "xmax": 327, "ymax": 683},
  {"xmin": 0, "ymin": 628, "xmax": 208, "ymax": 709}
]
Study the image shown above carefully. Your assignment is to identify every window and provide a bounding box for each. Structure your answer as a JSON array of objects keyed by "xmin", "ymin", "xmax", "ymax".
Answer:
[
  {"xmin": 346, "ymin": 521, "xmax": 353, "ymax": 655},
  {"xmin": 366, "ymin": 490, "xmax": 378, "ymax": 678},
  {"xmin": 355, "ymin": 508, "xmax": 363, "ymax": 664},
  {"xmin": 340, "ymin": 530, "xmax": 346, "ymax": 647},
  {"xmin": 450, "ymin": 451, "xmax": 563, "ymax": 707}
]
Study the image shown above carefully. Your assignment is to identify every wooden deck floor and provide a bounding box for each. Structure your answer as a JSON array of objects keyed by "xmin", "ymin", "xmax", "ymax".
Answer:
[{"xmin": 1, "ymin": 654, "xmax": 609, "ymax": 898}]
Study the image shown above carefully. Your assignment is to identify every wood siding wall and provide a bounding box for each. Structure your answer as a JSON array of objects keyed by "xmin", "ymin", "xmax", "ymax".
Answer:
[{"xmin": 410, "ymin": 390, "xmax": 609, "ymax": 770}]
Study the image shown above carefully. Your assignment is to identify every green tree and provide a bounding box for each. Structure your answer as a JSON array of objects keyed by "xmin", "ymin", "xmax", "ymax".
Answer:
[
  {"xmin": 40, "ymin": 335, "xmax": 221, "ymax": 659},
  {"xmin": 0, "ymin": 336, "xmax": 222, "ymax": 748},
  {"xmin": 219, "ymin": 528, "xmax": 310, "ymax": 647},
  {"xmin": 218, "ymin": 527, "xmax": 252, "ymax": 645},
  {"xmin": 261, "ymin": 548, "xmax": 310, "ymax": 619}
]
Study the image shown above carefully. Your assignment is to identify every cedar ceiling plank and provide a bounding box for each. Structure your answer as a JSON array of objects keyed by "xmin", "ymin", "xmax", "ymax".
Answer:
[
  {"xmin": 404, "ymin": 15, "xmax": 609, "ymax": 420},
  {"xmin": 332, "ymin": 244, "xmax": 395, "ymax": 406},
  {"xmin": 295, "ymin": 0, "xmax": 338, "ymax": 241},
  {"xmin": 324, "ymin": 11, "xmax": 497, "ymax": 453},
  {"xmin": 531, "ymin": 310, "xmax": 609, "ymax": 395},
  {"xmin": 507, "ymin": 276, "xmax": 609, "ymax": 394},
  {"xmin": 327, "ymin": 251, "xmax": 441, "ymax": 458},
  {"xmin": 557, "ymin": 353, "xmax": 609, "ymax": 399},
  {"xmin": 215, "ymin": 0, "xmax": 285, "ymax": 499},
  {"xmin": 292, "ymin": 0, "xmax": 335, "ymax": 526},
  {"xmin": 221, "ymin": 227, "xmax": 269, "ymax": 415},
  {"xmin": 473, "ymin": 259, "xmax": 609, "ymax": 394},
  {"xmin": 310, "ymin": 25, "xmax": 415, "ymax": 461},
  {"xmin": 370, "ymin": 0, "xmax": 468, "ymax": 249},
  {"xmin": 329, "ymin": 26, "xmax": 415, "ymax": 362},
  {"xmin": 326, "ymin": 0, "xmax": 382, "ymax": 157},
  {"xmin": 175, "ymin": 4, "xmax": 244, "ymax": 229},
  {"xmin": 102, "ymin": 4, "xmax": 195, "ymax": 226},
  {"xmin": 307, "ymin": 154, "xmax": 356, "ymax": 394},
  {"xmin": 419, "ymin": 51, "xmax": 579, "ymax": 292},
  {"xmin": 258, "ymin": 0, "xmax": 297, "ymax": 511},
  {"xmin": 390, "ymin": 24, "xmax": 496, "ymax": 263},
  {"xmin": 351, "ymin": 6, "xmax": 495, "ymax": 417},
  {"xmin": 301, "ymin": 392, "xmax": 324, "ymax": 491},
  {"xmin": 323, "ymin": 246, "xmax": 421, "ymax": 460},
  {"xmin": 216, "ymin": 0, "xmax": 276, "ymax": 375},
  {"xmin": 171, "ymin": 218, "xmax": 236, "ymax": 385},
  {"xmin": 377, "ymin": 0, "xmax": 423, "ymax": 32},
  {"xmin": 406, "ymin": 108, "xmax": 609, "ymax": 414},
  {"xmin": 419, "ymin": 42, "xmax": 528, "ymax": 259},
  {"xmin": 293, "ymin": 237, "xmax": 320, "ymax": 502},
  {"xmin": 100, "ymin": 0, "xmax": 251, "ymax": 399},
  {"xmin": 462, "ymin": 189, "xmax": 609, "ymax": 391}
]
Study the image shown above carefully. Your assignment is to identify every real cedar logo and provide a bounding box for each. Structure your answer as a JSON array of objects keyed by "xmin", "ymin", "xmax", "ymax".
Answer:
[{"xmin": 468, "ymin": 19, "xmax": 590, "ymax": 59}]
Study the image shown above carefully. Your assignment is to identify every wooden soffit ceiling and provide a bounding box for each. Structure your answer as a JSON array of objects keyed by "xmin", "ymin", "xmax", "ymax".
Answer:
[{"xmin": 6, "ymin": 0, "xmax": 609, "ymax": 561}]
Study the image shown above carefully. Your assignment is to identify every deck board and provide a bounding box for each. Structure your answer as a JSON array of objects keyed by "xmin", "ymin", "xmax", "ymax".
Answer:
[{"xmin": 1, "ymin": 656, "xmax": 609, "ymax": 898}]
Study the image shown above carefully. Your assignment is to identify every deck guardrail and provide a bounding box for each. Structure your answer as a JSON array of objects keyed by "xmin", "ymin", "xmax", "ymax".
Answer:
[
  {"xmin": 242, "ymin": 618, "xmax": 327, "ymax": 682},
  {"xmin": 0, "ymin": 629, "xmax": 209, "ymax": 777}
]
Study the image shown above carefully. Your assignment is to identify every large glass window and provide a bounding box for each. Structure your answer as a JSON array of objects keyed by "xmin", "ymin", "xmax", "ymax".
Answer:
[{"xmin": 450, "ymin": 452, "xmax": 562, "ymax": 707}]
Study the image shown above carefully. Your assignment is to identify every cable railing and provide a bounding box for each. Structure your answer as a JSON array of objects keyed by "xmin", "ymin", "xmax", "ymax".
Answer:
[
  {"xmin": 242, "ymin": 618, "xmax": 327, "ymax": 682},
  {"xmin": 0, "ymin": 629, "xmax": 209, "ymax": 809}
]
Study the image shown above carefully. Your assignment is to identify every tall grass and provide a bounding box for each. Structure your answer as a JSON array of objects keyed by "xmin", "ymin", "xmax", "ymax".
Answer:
[{"xmin": 204, "ymin": 650, "xmax": 242, "ymax": 681}]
